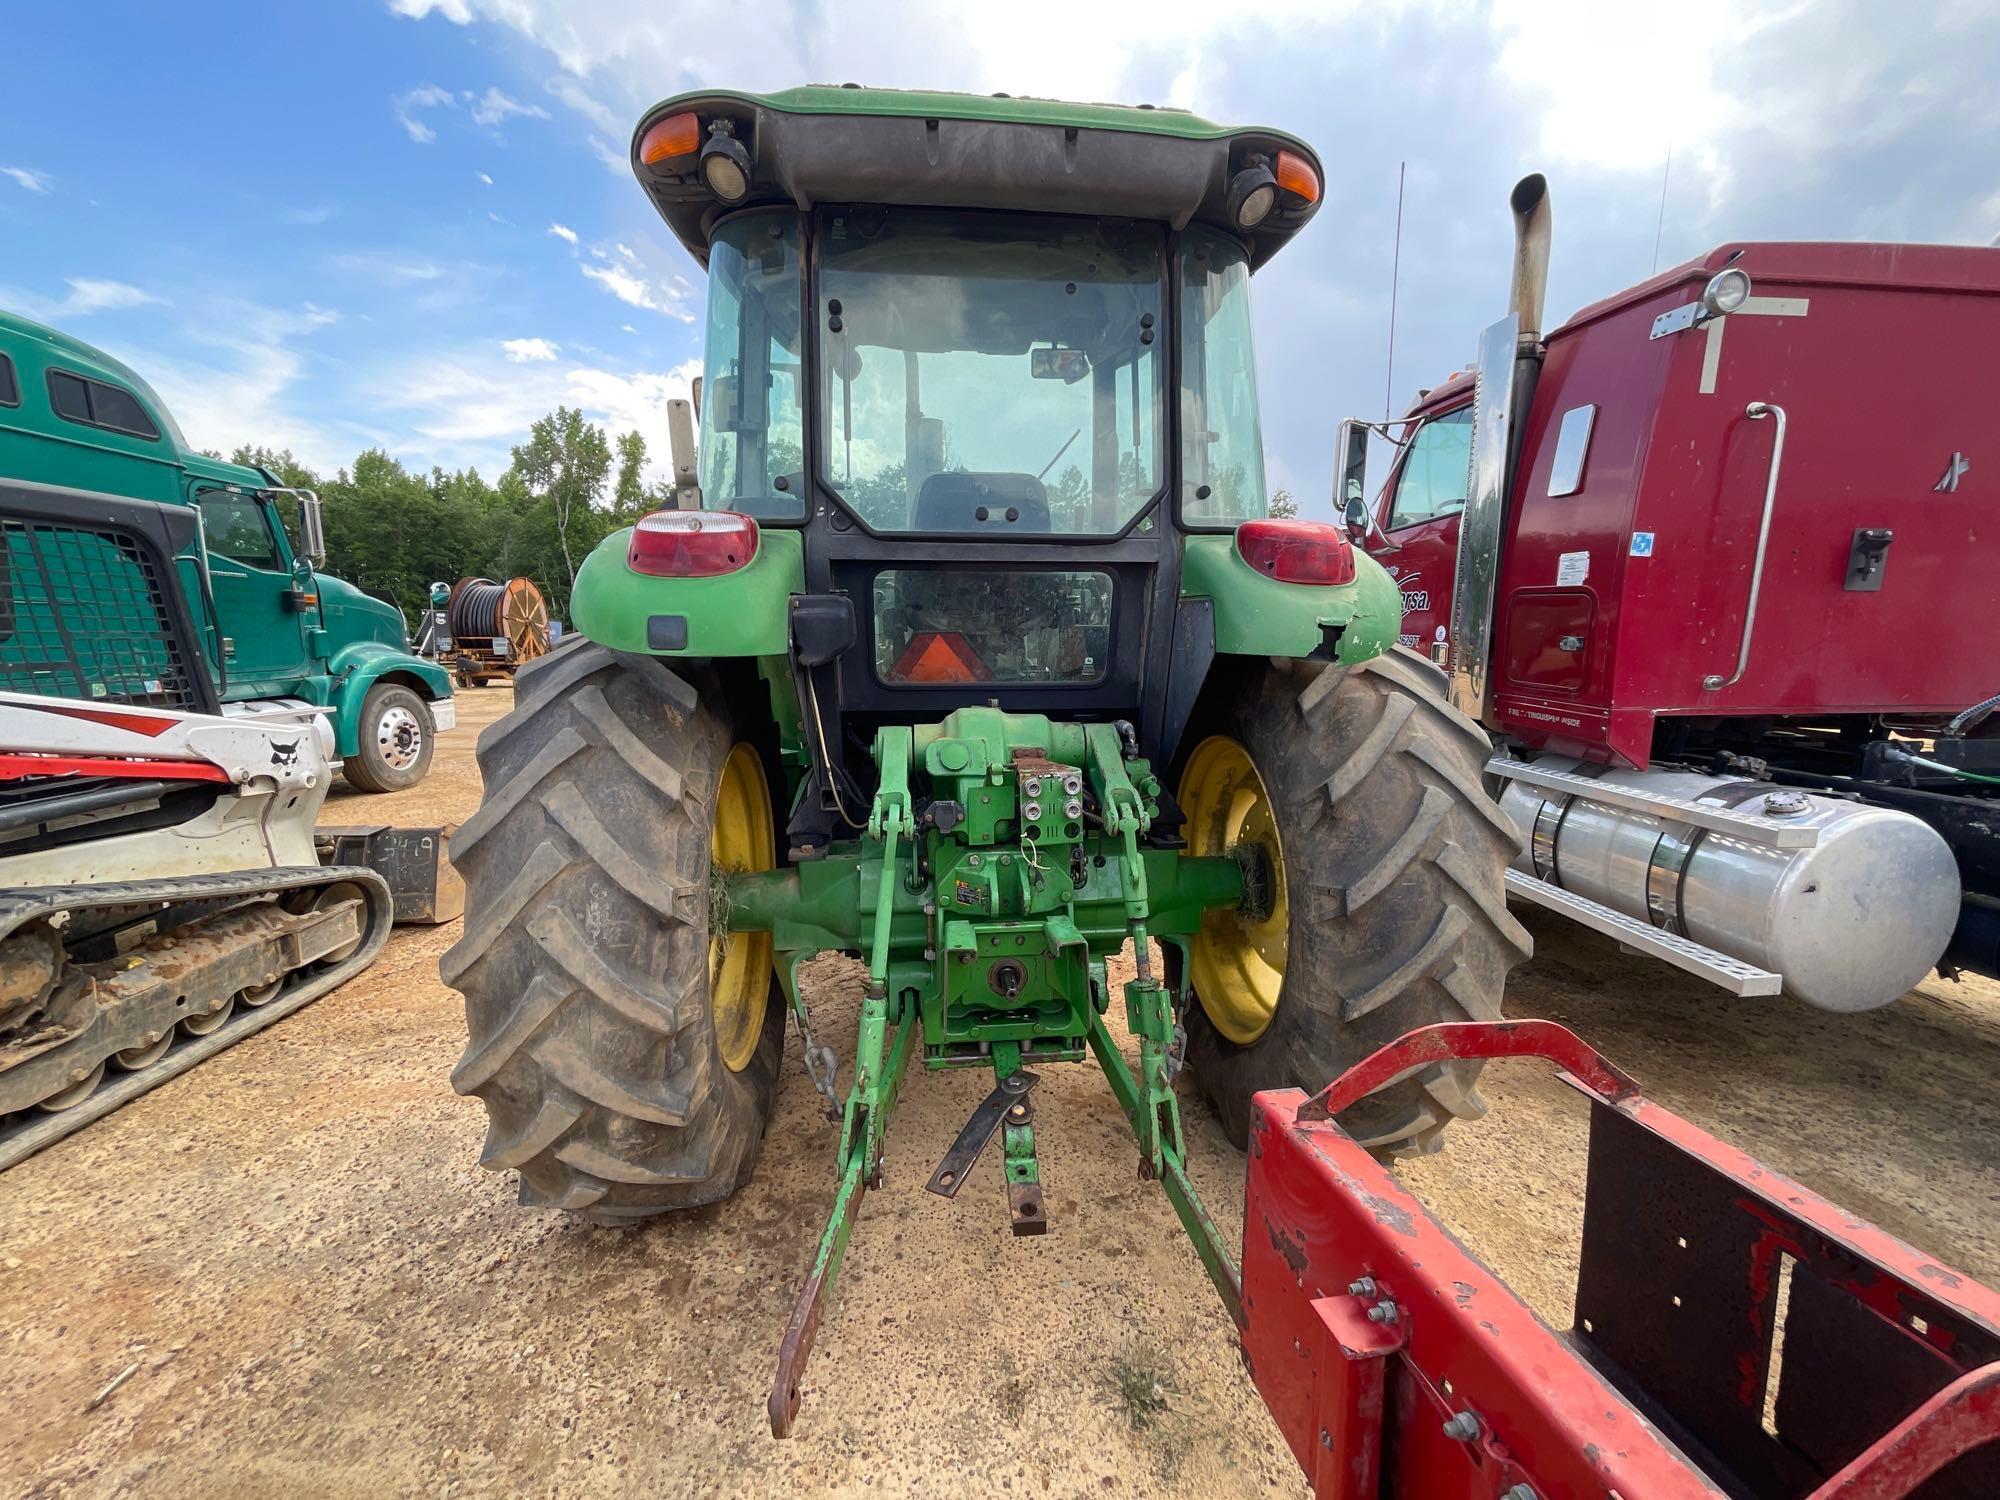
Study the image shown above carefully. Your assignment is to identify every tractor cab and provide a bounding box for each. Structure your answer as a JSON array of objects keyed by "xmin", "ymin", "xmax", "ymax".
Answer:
[{"xmin": 583, "ymin": 87, "xmax": 1351, "ymax": 848}]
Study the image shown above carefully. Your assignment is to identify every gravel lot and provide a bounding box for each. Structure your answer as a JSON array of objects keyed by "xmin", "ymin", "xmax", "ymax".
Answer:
[{"xmin": 4, "ymin": 681, "xmax": 1996, "ymax": 1498}]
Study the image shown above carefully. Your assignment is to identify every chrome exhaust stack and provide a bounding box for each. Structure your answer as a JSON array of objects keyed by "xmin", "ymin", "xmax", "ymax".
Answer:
[{"xmin": 1507, "ymin": 173, "xmax": 1551, "ymax": 353}]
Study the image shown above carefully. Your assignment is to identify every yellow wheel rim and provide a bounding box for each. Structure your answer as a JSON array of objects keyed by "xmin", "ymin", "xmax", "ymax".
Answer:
[
  {"xmin": 710, "ymin": 743, "xmax": 775, "ymax": 1073},
  {"xmin": 1179, "ymin": 735, "xmax": 1288, "ymax": 1045}
]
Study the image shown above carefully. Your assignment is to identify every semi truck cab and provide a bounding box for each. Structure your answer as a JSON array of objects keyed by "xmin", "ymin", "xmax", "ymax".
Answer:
[{"xmin": 0, "ymin": 310, "xmax": 454, "ymax": 792}]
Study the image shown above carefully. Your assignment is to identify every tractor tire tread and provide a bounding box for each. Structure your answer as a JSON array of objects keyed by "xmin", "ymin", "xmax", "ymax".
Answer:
[
  {"xmin": 443, "ymin": 643, "xmax": 783, "ymax": 1224},
  {"xmin": 1185, "ymin": 646, "xmax": 1529, "ymax": 1155}
]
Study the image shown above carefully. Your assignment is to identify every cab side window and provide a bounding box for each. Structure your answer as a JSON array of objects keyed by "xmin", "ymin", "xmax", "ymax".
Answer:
[
  {"xmin": 1387, "ymin": 406, "xmax": 1475, "ymax": 530},
  {"xmin": 197, "ymin": 492, "xmax": 282, "ymax": 569},
  {"xmin": 46, "ymin": 370, "xmax": 161, "ymax": 440},
  {"xmin": 0, "ymin": 354, "xmax": 18, "ymax": 407}
]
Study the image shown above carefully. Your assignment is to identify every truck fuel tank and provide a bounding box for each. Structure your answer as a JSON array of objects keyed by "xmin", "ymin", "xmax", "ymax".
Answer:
[{"xmin": 1496, "ymin": 756, "xmax": 1958, "ymax": 1012}]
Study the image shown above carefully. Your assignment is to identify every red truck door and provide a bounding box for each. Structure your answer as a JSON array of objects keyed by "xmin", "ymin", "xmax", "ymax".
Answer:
[{"xmin": 1364, "ymin": 403, "xmax": 1475, "ymax": 663}]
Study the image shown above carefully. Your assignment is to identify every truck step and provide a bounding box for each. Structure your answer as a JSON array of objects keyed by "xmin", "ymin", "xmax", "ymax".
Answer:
[{"xmin": 1503, "ymin": 869, "xmax": 1784, "ymax": 996}]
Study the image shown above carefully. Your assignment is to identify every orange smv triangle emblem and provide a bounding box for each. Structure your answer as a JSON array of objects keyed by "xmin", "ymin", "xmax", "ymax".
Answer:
[{"xmin": 891, "ymin": 631, "xmax": 990, "ymax": 683}]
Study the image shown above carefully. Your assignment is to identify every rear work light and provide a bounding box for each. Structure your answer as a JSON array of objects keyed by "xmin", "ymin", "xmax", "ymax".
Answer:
[
  {"xmin": 628, "ymin": 509, "xmax": 759, "ymax": 578},
  {"xmin": 1236, "ymin": 518, "xmax": 1356, "ymax": 585}
]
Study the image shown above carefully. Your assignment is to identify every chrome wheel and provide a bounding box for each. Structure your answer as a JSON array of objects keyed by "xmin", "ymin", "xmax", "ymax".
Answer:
[{"xmin": 376, "ymin": 704, "xmax": 424, "ymax": 771}]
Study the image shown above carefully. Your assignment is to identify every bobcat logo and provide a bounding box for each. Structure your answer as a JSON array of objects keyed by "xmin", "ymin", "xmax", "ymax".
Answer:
[{"xmin": 270, "ymin": 739, "xmax": 302, "ymax": 769}]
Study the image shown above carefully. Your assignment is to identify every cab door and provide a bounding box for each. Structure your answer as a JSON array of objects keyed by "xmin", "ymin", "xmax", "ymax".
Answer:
[
  {"xmin": 190, "ymin": 487, "xmax": 315, "ymax": 698},
  {"xmin": 1364, "ymin": 404, "xmax": 1475, "ymax": 666}
]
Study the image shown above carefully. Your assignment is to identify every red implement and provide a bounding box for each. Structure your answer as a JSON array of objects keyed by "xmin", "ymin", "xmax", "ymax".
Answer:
[{"xmin": 1241, "ymin": 1022, "xmax": 2000, "ymax": 1498}]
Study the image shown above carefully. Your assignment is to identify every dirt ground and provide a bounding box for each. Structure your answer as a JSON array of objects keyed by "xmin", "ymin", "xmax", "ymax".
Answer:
[{"xmin": 4, "ymin": 682, "xmax": 1997, "ymax": 1498}]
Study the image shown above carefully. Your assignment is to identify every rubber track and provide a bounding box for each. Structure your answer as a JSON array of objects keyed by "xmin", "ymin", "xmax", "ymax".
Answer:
[{"xmin": 0, "ymin": 866, "xmax": 394, "ymax": 1171}]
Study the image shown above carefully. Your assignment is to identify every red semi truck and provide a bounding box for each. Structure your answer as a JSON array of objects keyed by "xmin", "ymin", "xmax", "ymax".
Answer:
[{"xmin": 1338, "ymin": 176, "xmax": 2000, "ymax": 1013}]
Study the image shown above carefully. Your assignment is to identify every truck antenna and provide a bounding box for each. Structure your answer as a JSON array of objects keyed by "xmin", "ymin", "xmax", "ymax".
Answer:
[
  {"xmin": 1650, "ymin": 143, "xmax": 1673, "ymax": 275},
  {"xmin": 1384, "ymin": 160, "xmax": 1405, "ymax": 421}
]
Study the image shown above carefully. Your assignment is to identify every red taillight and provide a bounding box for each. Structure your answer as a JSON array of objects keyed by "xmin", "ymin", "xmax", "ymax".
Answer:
[
  {"xmin": 1236, "ymin": 518, "xmax": 1356, "ymax": 586},
  {"xmin": 627, "ymin": 509, "xmax": 758, "ymax": 577}
]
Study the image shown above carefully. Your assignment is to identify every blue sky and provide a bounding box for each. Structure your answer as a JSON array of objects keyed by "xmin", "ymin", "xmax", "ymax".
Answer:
[{"xmin": 5, "ymin": 1, "xmax": 1997, "ymax": 509}]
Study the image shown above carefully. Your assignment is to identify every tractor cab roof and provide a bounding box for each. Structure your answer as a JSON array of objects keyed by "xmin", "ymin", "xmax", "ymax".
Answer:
[{"xmin": 630, "ymin": 85, "xmax": 1323, "ymax": 271}]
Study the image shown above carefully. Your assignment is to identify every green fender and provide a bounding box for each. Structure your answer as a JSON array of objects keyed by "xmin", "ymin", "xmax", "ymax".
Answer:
[
  {"xmin": 327, "ymin": 643, "xmax": 454, "ymax": 758},
  {"xmin": 1178, "ymin": 534, "xmax": 1402, "ymax": 665},
  {"xmin": 571, "ymin": 525, "xmax": 805, "ymax": 657}
]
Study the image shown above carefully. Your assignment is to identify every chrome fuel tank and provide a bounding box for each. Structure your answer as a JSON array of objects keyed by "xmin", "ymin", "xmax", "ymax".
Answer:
[{"xmin": 1495, "ymin": 757, "xmax": 1959, "ymax": 1012}]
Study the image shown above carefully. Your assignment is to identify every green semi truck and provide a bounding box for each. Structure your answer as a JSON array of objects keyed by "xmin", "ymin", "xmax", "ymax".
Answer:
[{"xmin": 0, "ymin": 311, "xmax": 453, "ymax": 791}]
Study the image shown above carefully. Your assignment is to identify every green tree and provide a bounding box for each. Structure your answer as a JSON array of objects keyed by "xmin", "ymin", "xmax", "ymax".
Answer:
[
  {"xmin": 1268, "ymin": 488, "xmax": 1299, "ymax": 519},
  {"xmin": 511, "ymin": 406, "xmax": 613, "ymax": 587},
  {"xmin": 611, "ymin": 429, "xmax": 652, "ymax": 522}
]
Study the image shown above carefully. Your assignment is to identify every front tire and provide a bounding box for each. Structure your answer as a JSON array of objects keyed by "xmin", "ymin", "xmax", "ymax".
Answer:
[
  {"xmin": 343, "ymin": 682, "xmax": 435, "ymax": 793},
  {"xmin": 1179, "ymin": 649, "xmax": 1531, "ymax": 1154},
  {"xmin": 442, "ymin": 641, "xmax": 785, "ymax": 1223}
]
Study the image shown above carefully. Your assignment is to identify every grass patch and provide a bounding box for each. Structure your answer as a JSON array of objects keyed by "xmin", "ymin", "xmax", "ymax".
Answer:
[{"xmin": 1104, "ymin": 1340, "xmax": 1180, "ymax": 1432}]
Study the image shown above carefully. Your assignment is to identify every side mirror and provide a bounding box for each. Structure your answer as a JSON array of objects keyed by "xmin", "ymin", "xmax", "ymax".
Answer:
[
  {"xmin": 691, "ymin": 375, "xmax": 703, "ymax": 424},
  {"xmin": 298, "ymin": 489, "xmax": 327, "ymax": 569},
  {"xmin": 1334, "ymin": 419, "xmax": 1372, "ymax": 539}
]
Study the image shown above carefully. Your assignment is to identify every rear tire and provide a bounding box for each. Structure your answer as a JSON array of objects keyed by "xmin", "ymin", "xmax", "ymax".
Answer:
[
  {"xmin": 343, "ymin": 682, "xmax": 435, "ymax": 793},
  {"xmin": 1180, "ymin": 649, "xmax": 1531, "ymax": 1154},
  {"xmin": 442, "ymin": 641, "xmax": 785, "ymax": 1223}
]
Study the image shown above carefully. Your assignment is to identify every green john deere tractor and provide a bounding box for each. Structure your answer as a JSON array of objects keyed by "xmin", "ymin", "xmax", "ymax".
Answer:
[{"xmin": 441, "ymin": 86, "xmax": 1530, "ymax": 1433}]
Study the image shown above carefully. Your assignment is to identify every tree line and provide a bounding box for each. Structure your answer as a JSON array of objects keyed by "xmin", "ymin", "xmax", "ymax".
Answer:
[{"xmin": 234, "ymin": 406, "xmax": 667, "ymax": 626}]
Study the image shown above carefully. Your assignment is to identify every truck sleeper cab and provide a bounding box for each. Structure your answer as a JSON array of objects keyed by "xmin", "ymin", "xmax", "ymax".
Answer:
[{"xmin": 1340, "ymin": 179, "xmax": 2000, "ymax": 1010}]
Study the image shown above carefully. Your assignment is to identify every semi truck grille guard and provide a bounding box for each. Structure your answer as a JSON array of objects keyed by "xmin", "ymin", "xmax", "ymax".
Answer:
[{"xmin": 1243, "ymin": 1019, "xmax": 2000, "ymax": 1499}]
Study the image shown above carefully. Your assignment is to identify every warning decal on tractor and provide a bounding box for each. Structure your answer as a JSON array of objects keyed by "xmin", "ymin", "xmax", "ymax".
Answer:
[{"xmin": 1556, "ymin": 550, "xmax": 1590, "ymax": 586}]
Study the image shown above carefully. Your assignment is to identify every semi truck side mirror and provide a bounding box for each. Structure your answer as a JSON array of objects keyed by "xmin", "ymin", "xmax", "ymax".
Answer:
[
  {"xmin": 1335, "ymin": 419, "xmax": 1371, "ymax": 538},
  {"xmin": 298, "ymin": 489, "xmax": 327, "ymax": 569}
]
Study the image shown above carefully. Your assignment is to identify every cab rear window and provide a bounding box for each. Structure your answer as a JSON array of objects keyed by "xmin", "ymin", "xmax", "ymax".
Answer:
[
  {"xmin": 873, "ymin": 569, "xmax": 1112, "ymax": 685},
  {"xmin": 47, "ymin": 369, "xmax": 160, "ymax": 440}
]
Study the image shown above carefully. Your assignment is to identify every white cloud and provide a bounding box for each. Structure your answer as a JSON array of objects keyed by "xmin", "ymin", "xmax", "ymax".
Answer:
[
  {"xmin": 581, "ymin": 261, "xmax": 694, "ymax": 322},
  {"xmin": 329, "ymin": 250, "xmax": 450, "ymax": 285},
  {"xmin": 1488, "ymin": 0, "xmax": 1746, "ymax": 173},
  {"xmin": 615, "ymin": 243, "xmax": 637, "ymax": 264},
  {"xmin": 393, "ymin": 83, "xmax": 455, "ymax": 144},
  {"xmin": 379, "ymin": 343, "xmax": 700, "ymax": 478},
  {"xmin": 113, "ymin": 300, "xmax": 355, "ymax": 473},
  {"xmin": 545, "ymin": 74, "xmax": 621, "ymax": 134},
  {"xmin": 621, "ymin": 324, "xmax": 638, "ymax": 334},
  {"xmin": 547, "ymin": 222, "xmax": 578, "ymax": 245},
  {"xmin": 587, "ymin": 136, "xmax": 627, "ymax": 176},
  {"xmin": 3, "ymin": 166, "xmax": 52, "ymax": 194},
  {"xmin": 60, "ymin": 278, "xmax": 168, "ymax": 316},
  {"xmin": 283, "ymin": 204, "xmax": 338, "ymax": 226},
  {"xmin": 477, "ymin": 170, "xmax": 494, "ymax": 185},
  {"xmin": 502, "ymin": 337, "xmax": 561, "ymax": 362},
  {"xmin": 470, "ymin": 86, "xmax": 550, "ymax": 129}
]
